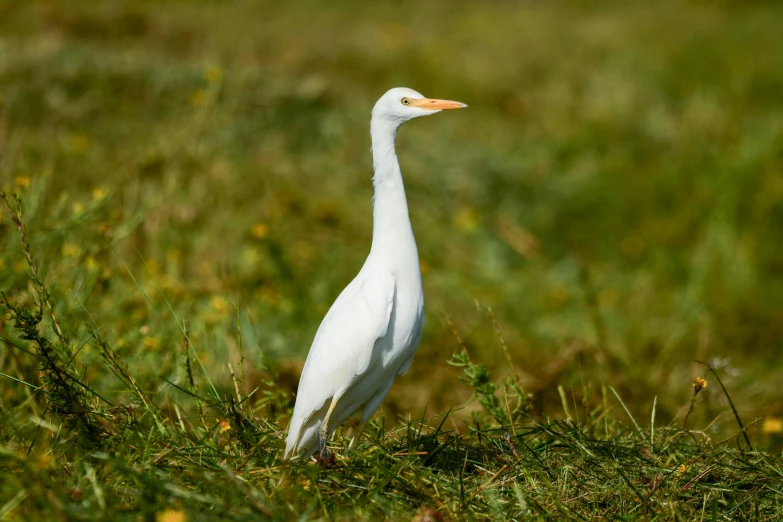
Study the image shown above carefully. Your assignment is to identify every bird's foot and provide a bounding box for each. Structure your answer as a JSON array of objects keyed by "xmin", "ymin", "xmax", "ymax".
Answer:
[
  {"xmin": 318, "ymin": 428, "xmax": 329, "ymax": 459},
  {"xmin": 316, "ymin": 451, "xmax": 337, "ymax": 468},
  {"xmin": 316, "ymin": 431, "xmax": 338, "ymax": 467}
]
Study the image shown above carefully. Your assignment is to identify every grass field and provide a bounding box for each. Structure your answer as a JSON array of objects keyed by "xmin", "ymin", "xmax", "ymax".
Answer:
[{"xmin": 1, "ymin": 0, "xmax": 783, "ymax": 519}]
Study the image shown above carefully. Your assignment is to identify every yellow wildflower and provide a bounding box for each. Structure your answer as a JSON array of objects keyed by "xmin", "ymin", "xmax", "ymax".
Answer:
[
  {"xmin": 219, "ymin": 421, "xmax": 231, "ymax": 433},
  {"xmin": 85, "ymin": 256, "xmax": 99, "ymax": 272},
  {"xmin": 693, "ymin": 377, "xmax": 707, "ymax": 394},
  {"xmin": 259, "ymin": 286, "xmax": 280, "ymax": 307},
  {"xmin": 68, "ymin": 134, "xmax": 91, "ymax": 153},
  {"xmin": 146, "ymin": 259, "xmax": 161, "ymax": 274},
  {"xmin": 453, "ymin": 207, "xmax": 478, "ymax": 232},
  {"xmin": 143, "ymin": 337, "xmax": 161, "ymax": 350},
  {"xmin": 549, "ymin": 287, "xmax": 569, "ymax": 305},
  {"xmin": 243, "ymin": 246, "xmax": 260, "ymax": 266},
  {"xmin": 92, "ymin": 187, "xmax": 107, "ymax": 200},
  {"xmin": 197, "ymin": 259, "xmax": 212, "ymax": 278},
  {"xmin": 159, "ymin": 274, "xmax": 180, "ymax": 292},
  {"xmin": 15, "ymin": 176, "xmax": 31, "ymax": 189},
  {"xmin": 763, "ymin": 417, "xmax": 783, "ymax": 434},
  {"xmin": 204, "ymin": 65, "xmax": 223, "ymax": 83},
  {"xmin": 676, "ymin": 463, "xmax": 688, "ymax": 475},
  {"xmin": 156, "ymin": 510, "xmax": 187, "ymax": 522},
  {"xmin": 210, "ymin": 295, "xmax": 230, "ymax": 315},
  {"xmin": 35, "ymin": 452, "xmax": 51, "ymax": 470},
  {"xmin": 250, "ymin": 222, "xmax": 269, "ymax": 239},
  {"xmin": 190, "ymin": 89, "xmax": 208, "ymax": 107},
  {"xmin": 167, "ymin": 248, "xmax": 181, "ymax": 264},
  {"xmin": 62, "ymin": 243, "xmax": 80, "ymax": 258}
]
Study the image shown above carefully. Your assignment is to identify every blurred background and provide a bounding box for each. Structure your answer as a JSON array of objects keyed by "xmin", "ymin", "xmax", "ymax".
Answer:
[{"xmin": 1, "ymin": 0, "xmax": 782, "ymax": 440}]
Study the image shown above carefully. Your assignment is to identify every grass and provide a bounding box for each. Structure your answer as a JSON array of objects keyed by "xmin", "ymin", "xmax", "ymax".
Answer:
[{"xmin": 1, "ymin": 0, "xmax": 783, "ymax": 519}]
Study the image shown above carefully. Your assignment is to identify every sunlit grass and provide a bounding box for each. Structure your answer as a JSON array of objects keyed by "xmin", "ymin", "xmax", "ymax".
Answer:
[{"xmin": 1, "ymin": 0, "xmax": 783, "ymax": 518}]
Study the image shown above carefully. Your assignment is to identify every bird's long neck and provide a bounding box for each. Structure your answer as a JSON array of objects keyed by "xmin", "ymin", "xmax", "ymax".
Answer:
[{"xmin": 369, "ymin": 119, "xmax": 417, "ymax": 261}]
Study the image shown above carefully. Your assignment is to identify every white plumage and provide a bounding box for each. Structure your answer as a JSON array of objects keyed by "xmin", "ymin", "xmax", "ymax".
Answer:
[{"xmin": 285, "ymin": 87, "xmax": 466, "ymax": 459}]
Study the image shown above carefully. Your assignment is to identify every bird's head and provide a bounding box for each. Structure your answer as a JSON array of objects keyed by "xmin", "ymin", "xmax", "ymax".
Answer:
[{"xmin": 371, "ymin": 87, "xmax": 467, "ymax": 128}]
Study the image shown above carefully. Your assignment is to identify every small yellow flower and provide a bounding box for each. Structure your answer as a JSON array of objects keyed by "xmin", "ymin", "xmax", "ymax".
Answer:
[
  {"xmin": 35, "ymin": 452, "xmax": 51, "ymax": 470},
  {"xmin": 693, "ymin": 377, "xmax": 707, "ymax": 394},
  {"xmin": 62, "ymin": 242, "xmax": 80, "ymax": 258},
  {"xmin": 159, "ymin": 274, "xmax": 179, "ymax": 292},
  {"xmin": 259, "ymin": 286, "xmax": 280, "ymax": 307},
  {"xmin": 85, "ymin": 256, "xmax": 99, "ymax": 272},
  {"xmin": 763, "ymin": 417, "xmax": 783, "ymax": 434},
  {"xmin": 250, "ymin": 222, "xmax": 269, "ymax": 239},
  {"xmin": 300, "ymin": 479, "xmax": 312, "ymax": 491},
  {"xmin": 218, "ymin": 421, "xmax": 231, "ymax": 433},
  {"xmin": 92, "ymin": 187, "xmax": 107, "ymax": 200},
  {"xmin": 453, "ymin": 207, "xmax": 478, "ymax": 233},
  {"xmin": 156, "ymin": 510, "xmax": 187, "ymax": 522},
  {"xmin": 190, "ymin": 89, "xmax": 209, "ymax": 107},
  {"xmin": 243, "ymin": 246, "xmax": 260, "ymax": 266},
  {"xmin": 15, "ymin": 176, "xmax": 31, "ymax": 189},
  {"xmin": 167, "ymin": 248, "xmax": 181, "ymax": 264},
  {"xmin": 197, "ymin": 259, "xmax": 212, "ymax": 278},
  {"xmin": 210, "ymin": 295, "xmax": 230, "ymax": 315},
  {"xmin": 68, "ymin": 134, "xmax": 91, "ymax": 153},
  {"xmin": 549, "ymin": 287, "xmax": 569, "ymax": 304},
  {"xmin": 204, "ymin": 65, "xmax": 223, "ymax": 83},
  {"xmin": 146, "ymin": 259, "xmax": 161, "ymax": 275},
  {"xmin": 676, "ymin": 463, "xmax": 688, "ymax": 475}
]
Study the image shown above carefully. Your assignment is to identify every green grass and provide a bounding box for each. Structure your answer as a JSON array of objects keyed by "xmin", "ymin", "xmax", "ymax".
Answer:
[{"xmin": 1, "ymin": 0, "xmax": 783, "ymax": 519}]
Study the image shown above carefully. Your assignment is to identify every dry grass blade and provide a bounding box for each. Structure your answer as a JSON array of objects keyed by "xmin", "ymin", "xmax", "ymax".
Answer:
[{"xmin": 695, "ymin": 360, "xmax": 753, "ymax": 450}]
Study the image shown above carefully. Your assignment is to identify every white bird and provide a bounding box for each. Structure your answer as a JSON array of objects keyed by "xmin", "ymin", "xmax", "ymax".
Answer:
[{"xmin": 284, "ymin": 87, "xmax": 466, "ymax": 459}]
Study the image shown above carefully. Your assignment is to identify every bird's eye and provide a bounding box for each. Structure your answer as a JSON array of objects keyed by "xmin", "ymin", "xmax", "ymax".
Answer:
[{"xmin": 401, "ymin": 97, "xmax": 411, "ymax": 106}]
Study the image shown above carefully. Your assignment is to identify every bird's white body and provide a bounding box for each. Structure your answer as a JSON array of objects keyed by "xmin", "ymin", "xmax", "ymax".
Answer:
[{"xmin": 285, "ymin": 88, "xmax": 465, "ymax": 458}]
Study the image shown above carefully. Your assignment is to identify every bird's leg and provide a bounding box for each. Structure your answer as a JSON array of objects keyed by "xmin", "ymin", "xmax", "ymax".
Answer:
[
  {"xmin": 318, "ymin": 397, "xmax": 339, "ymax": 459},
  {"xmin": 348, "ymin": 419, "xmax": 367, "ymax": 452}
]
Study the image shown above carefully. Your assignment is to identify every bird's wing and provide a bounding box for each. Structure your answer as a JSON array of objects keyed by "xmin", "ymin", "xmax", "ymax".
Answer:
[
  {"xmin": 397, "ymin": 314, "xmax": 423, "ymax": 376},
  {"xmin": 285, "ymin": 269, "xmax": 395, "ymax": 455}
]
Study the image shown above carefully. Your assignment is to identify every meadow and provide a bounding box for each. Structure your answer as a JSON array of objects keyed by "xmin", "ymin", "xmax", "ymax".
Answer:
[{"xmin": 1, "ymin": 0, "xmax": 782, "ymax": 519}]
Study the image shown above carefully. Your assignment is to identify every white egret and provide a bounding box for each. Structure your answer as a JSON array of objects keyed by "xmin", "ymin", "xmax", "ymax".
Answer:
[{"xmin": 284, "ymin": 87, "xmax": 466, "ymax": 459}]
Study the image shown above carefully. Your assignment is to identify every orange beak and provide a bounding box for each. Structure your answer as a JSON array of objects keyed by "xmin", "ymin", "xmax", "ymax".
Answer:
[{"xmin": 411, "ymin": 98, "xmax": 468, "ymax": 110}]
